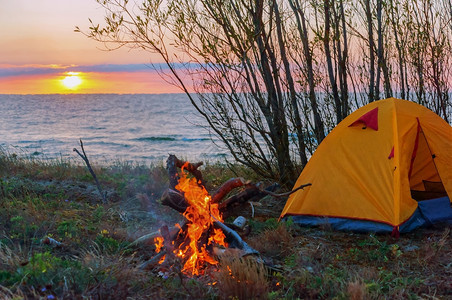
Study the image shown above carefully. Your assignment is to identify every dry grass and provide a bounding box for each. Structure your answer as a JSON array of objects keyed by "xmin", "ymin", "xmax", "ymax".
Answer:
[
  {"xmin": 248, "ymin": 222, "xmax": 295, "ymax": 259},
  {"xmin": 0, "ymin": 285, "xmax": 25, "ymax": 300},
  {"xmin": 1, "ymin": 149, "xmax": 451, "ymax": 299},
  {"xmin": 215, "ymin": 252, "xmax": 269, "ymax": 300},
  {"xmin": 347, "ymin": 279, "xmax": 367, "ymax": 300}
]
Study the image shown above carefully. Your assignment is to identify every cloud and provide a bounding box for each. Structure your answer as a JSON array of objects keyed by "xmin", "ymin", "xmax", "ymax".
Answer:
[{"xmin": 0, "ymin": 63, "xmax": 180, "ymax": 78}]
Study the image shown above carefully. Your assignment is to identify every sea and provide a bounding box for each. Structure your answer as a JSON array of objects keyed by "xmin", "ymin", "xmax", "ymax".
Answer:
[{"xmin": 0, "ymin": 94, "xmax": 228, "ymax": 165}]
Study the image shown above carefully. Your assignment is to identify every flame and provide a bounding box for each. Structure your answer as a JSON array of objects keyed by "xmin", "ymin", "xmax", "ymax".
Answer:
[
  {"xmin": 174, "ymin": 163, "xmax": 227, "ymax": 275},
  {"xmin": 158, "ymin": 255, "xmax": 166, "ymax": 265},
  {"xmin": 154, "ymin": 236, "xmax": 164, "ymax": 253}
]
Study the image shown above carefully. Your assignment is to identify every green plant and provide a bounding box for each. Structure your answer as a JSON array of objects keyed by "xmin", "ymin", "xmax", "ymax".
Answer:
[{"xmin": 56, "ymin": 220, "xmax": 80, "ymax": 239}]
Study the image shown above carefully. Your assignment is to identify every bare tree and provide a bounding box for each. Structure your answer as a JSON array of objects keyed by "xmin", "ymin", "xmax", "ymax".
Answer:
[{"xmin": 78, "ymin": 0, "xmax": 452, "ymax": 185}]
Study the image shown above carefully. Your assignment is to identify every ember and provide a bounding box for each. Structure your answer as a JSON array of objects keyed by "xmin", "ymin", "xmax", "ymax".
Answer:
[{"xmin": 156, "ymin": 163, "xmax": 227, "ymax": 275}]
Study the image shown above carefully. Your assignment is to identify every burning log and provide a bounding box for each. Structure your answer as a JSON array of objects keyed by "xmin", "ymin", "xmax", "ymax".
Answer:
[
  {"xmin": 163, "ymin": 155, "xmax": 281, "ymax": 212},
  {"xmin": 152, "ymin": 160, "xmax": 264, "ymax": 276},
  {"xmin": 162, "ymin": 155, "xmax": 208, "ymax": 213},
  {"xmin": 162, "ymin": 155, "xmax": 270, "ymax": 213}
]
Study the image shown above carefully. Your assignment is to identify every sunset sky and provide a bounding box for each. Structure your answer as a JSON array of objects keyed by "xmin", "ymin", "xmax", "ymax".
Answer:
[{"xmin": 0, "ymin": 0, "xmax": 179, "ymax": 94}]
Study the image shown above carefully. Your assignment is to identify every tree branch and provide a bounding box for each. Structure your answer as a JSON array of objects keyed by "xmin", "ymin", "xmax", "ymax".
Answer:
[{"xmin": 73, "ymin": 139, "xmax": 106, "ymax": 203}]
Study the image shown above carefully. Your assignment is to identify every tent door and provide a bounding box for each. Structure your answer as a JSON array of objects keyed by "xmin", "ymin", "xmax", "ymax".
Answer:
[{"xmin": 409, "ymin": 126, "xmax": 448, "ymax": 201}]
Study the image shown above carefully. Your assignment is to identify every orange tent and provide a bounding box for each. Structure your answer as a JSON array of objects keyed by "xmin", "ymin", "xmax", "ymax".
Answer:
[{"xmin": 281, "ymin": 98, "xmax": 452, "ymax": 234}]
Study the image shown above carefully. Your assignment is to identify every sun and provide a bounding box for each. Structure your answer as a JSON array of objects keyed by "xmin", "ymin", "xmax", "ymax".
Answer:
[{"xmin": 61, "ymin": 72, "xmax": 82, "ymax": 90}]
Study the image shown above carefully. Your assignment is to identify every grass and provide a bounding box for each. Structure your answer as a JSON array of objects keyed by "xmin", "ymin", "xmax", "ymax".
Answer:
[{"xmin": 0, "ymin": 147, "xmax": 451, "ymax": 299}]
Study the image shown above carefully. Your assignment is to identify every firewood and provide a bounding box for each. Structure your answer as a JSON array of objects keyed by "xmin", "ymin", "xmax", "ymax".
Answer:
[
  {"xmin": 167, "ymin": 154, "xmax": 204, "ymax": 187},
  {"xmin": 130, "ymin": 225, "xmax": 181, "ymax": 247},
  {"xmin": 163, "ymin": 155, "xmax": 284, "ymax": 214},
  {"xmin": 167, "ymin": 154, "xmax": 180, "ymax": 189},
  {"xmin": 139, "ymin": 250, "xmax": 167, "ymax": 270},
  {"xmin": 218, "ymin": 183, "xmax": 279, "ymax": 210},
  {"xmin": 211, "ymin": 177, "xmax": 246, "ymax": 203},
  {"xmin": 160, "ymin": 188, "xmax": 187, "ymax": 213},
  {"xmin": 212, "ymin": 217, "xmax": 259, "ymax": 256}
]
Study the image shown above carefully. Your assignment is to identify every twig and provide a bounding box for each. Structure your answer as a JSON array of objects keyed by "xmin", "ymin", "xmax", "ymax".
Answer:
[
  {"xmin": 73, "ymin": 139, "xmax": 107, "ymax": 203},
  {"xmin": 249, "ymin": 202, "xmax": 255, "ymax": 218},
  {"xmin": 260, "ymin": 183, "xmax": 312, "ymax": 198}
]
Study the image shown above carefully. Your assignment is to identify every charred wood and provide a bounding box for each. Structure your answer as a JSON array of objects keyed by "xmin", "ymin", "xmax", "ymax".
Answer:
[{"xmin": 160, "ymin": 188, "xmax": 187, "ymax": 213}]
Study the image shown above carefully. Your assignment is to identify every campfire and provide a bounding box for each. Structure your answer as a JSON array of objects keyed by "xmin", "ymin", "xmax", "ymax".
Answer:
[
  {"xmin": 137, "ymin": 155, "xmax": 310, "ymax": 276},
  {"xmin": 156, "ymin": 162, "xmax": 228, "ymax": 275}
]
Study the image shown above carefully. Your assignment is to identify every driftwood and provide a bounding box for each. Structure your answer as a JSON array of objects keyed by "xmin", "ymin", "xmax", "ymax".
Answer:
[
  {"xmin": 73, "ymin": 139, "xmax": 107, "ymax": 203},
  {"xmin": 41, "ymin": 236, "xmax": 64, "ymax": 248}
]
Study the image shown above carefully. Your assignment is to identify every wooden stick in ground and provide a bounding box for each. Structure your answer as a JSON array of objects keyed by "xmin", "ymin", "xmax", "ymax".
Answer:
[{"xmin": 73, "ymin": 139, "xmax": 106, "ymax": 203}]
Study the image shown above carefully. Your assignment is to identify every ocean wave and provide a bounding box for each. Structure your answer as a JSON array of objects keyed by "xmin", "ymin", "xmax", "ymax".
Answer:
[
  {"xmin": 181, "ymin": 137, "xmax": 210, "ymax": 142},
  {"xmin": 18, "ymin": 139, "xmax": 64, "ymax": 145},
  {"xmin": 91, "ymin": 141, "xmax": 132, "ymax": 148},
  {"xmin": 133, "ymin": 136, "xmax": 177, "ymax": 142}
]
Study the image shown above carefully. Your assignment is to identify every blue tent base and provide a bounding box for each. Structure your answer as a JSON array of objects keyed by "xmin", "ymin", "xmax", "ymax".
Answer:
[{"xmin": 285, "ymin": 196, "xmax": 452, "ymax": 233}]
